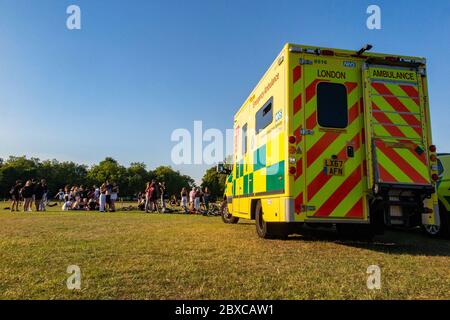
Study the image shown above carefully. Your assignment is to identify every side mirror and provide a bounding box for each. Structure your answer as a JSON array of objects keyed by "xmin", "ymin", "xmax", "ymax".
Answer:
[{"xmin": 217, "ymin": 162, "xmax": 232, "ymax": 175}]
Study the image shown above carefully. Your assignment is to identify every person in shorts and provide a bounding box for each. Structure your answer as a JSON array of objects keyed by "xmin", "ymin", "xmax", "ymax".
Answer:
[
  {"xmin": 180, "ymin": 187, "xmax": 188, "ymax": 213},
  {"xmin": 99, "ymin": 183, "xmax": 107, "ymax": 212},
  {"xmin": 34, "ymin": 180, "xmax": 45, "ymax": 212},
  {"xmin": 110, "ymin": 183, "xmax": 118, "ymax": 212},
  {"xmin": 9, "ymin": 180, "xmax": 22, "ymax": 212},
  {"xmin": 105, "ymin": 181, "xmax": 113, "ymax": 211},
  {"xmin": 21, "ymin": 180, "xmax": 34, "ymax": 212},
  {"xmin": 194, "ymin": 188, "xmax": 202, "ymax": 213}
]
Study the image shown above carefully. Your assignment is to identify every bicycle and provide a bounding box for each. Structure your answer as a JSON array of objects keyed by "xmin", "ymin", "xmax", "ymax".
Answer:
[{"xmin": 201, "ymin": 202, "xmax": 222, "ymax": 217}]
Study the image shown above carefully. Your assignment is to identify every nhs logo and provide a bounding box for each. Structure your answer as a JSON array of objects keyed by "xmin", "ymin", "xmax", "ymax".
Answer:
[{"xmin": 275, "ymin": 111, "xmax": 283, "ymax": 122}]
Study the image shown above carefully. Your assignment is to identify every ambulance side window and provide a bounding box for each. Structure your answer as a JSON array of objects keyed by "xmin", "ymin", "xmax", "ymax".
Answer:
[
  {"xmin": 317, "ymin": 83, "xmax": 348, "ymax": 129},
  {"xmin": 256, "ymin": 98, "xmax": 273, "ymax": 134},
  {"xmin": 437, "ymin": 159, "xmax": 444, "ymax": 176},
  {"xmin": 242, "ymin": 124, "xmax": 248, "ymax": 155}
]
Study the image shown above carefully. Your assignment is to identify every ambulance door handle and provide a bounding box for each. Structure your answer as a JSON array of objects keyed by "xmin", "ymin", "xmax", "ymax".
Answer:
[{"xmin": 347, "ymin": 146, "xmax": 354, "ymax": 158}]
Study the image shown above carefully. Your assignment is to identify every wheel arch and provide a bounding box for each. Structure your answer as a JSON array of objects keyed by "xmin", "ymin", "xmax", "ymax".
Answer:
[{"xmin": 250, "ymin": 198, "xmax": 260, "ymax": 220}]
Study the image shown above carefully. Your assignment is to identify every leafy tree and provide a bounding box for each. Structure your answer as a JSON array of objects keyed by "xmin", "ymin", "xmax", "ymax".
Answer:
[
  {"xmin": 123, "ymin": 162, "xmax": 154, "ymax": 197},
  {"xmin": 87, "ymin": 157, "xmax": 127, "ymax": 187},
  {"xmin": 0, "ymin": 156, "xmax": 197, "ymax": 199},
  {"xmin": 0, "ymin": 156, "xmax": 39, "ymax": 196},
  {"xmin": 201, "ymin": 166, "xmax": 227, "ymax": 201},
  {"xmin": 153, "ymin": 166, "xmax": 194, "ymax": 198}
]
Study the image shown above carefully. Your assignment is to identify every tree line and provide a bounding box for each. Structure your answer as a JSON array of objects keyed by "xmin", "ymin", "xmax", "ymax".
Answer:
[{"xmin": 0, "ymin": 156, "xmax": 228, "ymax": 201}]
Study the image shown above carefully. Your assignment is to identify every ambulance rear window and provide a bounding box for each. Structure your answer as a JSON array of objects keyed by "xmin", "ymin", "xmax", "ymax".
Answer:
[
  {"xmin": 317, "ymin": 82, "xmax": 348, "ymax": 129},
  {"xmin": 256, "ymin": 98, "xmax": 273, "ymax": 134}
]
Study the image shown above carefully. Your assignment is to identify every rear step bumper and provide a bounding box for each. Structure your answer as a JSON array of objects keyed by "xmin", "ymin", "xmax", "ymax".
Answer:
[{"xmin": 377, "ymin": 183, "xmax": 435, "ymax": 195}]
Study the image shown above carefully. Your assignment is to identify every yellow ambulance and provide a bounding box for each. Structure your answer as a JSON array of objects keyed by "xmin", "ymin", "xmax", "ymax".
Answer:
[
  {"xmin": 218, "ymin": 43, "xmax": 441, "ymax": 239},
  {"xmin": 434, "ymin": 154, "xmax": 450, "ymax": 236}
]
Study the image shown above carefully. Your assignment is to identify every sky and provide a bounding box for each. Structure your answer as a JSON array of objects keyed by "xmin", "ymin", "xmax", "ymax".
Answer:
[{"xmin": 0, "ymin": 0, "xmax": 449, "ymax": 183}]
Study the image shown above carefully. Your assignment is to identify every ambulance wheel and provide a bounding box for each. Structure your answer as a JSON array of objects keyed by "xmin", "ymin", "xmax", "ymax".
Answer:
[
  {"xmin": 255, "ymin": 201, "xmax": 280, "ymax": 239},
  {"xmin": 423, "ymin": 203, "xmax": 449, "ymax": 238},
  {"xmin": 221, "ymin": 205, "xmax": 239, "ymax": 224},
  {"xmin": 255, "ymin": 201, "xmax": 269, "ymax": 238}
]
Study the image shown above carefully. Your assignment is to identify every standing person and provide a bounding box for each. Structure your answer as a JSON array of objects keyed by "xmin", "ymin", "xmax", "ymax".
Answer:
[
  {"xmin": 180, "ymin": 187, "xmax": 188, "ymax": 214},
  {"xmin": 151, "ymin": 181, "xmax": 159, "ymax": 212},
  {"xmin": 159, "ymin": 182, "xmax": 166, "ymax": 213},
  {"xmin": 189, "ymin": 187, "xmax": 196, "ymax": 213},
  {"xmin": 21, "ymin": 180, "xmax": 34, "ymax": 212},
  {"xmin": 145, "ymin": 182, "xmax": 152, "ymax": 213},
  {"xmin": 99, "ymin": 183, "xmax": 107, "ymax": 212},
  {"xmin": 34, "ymin": 180, "xmax": 45, "ymax": 212},
  {"xmin": 31, "ymin": 179, "xmax": 37, "ymax": 208},
  {"xmin": 110, "ymin": 183, "xmax": 119, "ymax": 212},
  {"xmin": 9, "ymin": 180, "xmax": 22, "ymax": 212},
  {"xmin": 39, "ymin": 179, "xmax": 48, "ymax": 211},
  {"xmin": 203, "ymin": 187, "xmax": 211, "ymax": 212},
  {"xmin": 194, "ymin": 188, "xmax": 202, "ymax": 213},
  {"xmin": 105, "ymin": 181, "xmax": 113, "ymax": 212}
]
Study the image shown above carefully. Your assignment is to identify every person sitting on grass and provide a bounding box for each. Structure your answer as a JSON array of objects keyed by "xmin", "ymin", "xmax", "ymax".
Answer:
[
  {"xmin": 88, "ymin": 197, "xmax": 97, "ymax": 211},
  {"xmin": 137, "ymin": 194, "xmax": 146, "ymax": 211},
  {"xmin": 169, "ymin": 195, "xmax": 178, "ymax": 208},
  {"xmin": 62, "ymin": 199, "xmax": 73, "ymax": 211}
]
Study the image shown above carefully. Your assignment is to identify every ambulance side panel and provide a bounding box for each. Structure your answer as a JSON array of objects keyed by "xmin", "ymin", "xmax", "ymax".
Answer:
[{"xmin": 231, "ymin": 48, "xmax": 288, "ymax": 222}]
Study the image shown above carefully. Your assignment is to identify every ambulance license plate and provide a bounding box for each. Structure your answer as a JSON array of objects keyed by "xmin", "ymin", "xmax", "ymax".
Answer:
[{"xmin": 324, "ymin": 159, "xmax": 344, "ymax": 176}]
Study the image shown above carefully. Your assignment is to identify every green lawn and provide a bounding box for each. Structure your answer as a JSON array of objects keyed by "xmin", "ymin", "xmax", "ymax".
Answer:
[{"xmin": 0, "ymin": 205, "xmax": 449, "ymax": 300}]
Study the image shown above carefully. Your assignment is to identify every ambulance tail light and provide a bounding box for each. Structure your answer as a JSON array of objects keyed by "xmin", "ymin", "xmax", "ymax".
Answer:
[
  {"xmin": 289, "ymin": 167, "xmax": 297, "ymax": 175},
  {"xmin": 429, "ymin": 145, "xmax": 437, "ymax": 153},
  {"xmin": 430, "ymin": 154, "xmax": 437, "ymax": 162},
  {"xmin": 288, "ymin": 136, "xmax": 297, "ymax": 144},
  {"xmin": 431, "ymin": 174, "xmax": 439, "ymax": 181}
]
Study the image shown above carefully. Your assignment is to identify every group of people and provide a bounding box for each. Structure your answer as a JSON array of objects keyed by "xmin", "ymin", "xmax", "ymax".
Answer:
[
  {"xmin": 136, "ymin": 183, "xmax": 212, "ymax": 214},
  {"xmin": 9, "ymin": 178, "xmax": 216, "ymax": 215},
  {"xmin": 136, "ymin": 180, "xmax": 167, "ymax": 213},
  {"xmin": 8, "ymin": 180, "xmax": 119, "ymax": 213},
  {"xmin": 58, "ymin": 182, "xmax": 119, "ymax": 212},
  {"xmin": 9, "ymin": 179, "xmax": 48, "ymax": 212},
  {"xmin": 181, "ymin": 186, "xmax": 211, "ymax": 214}
]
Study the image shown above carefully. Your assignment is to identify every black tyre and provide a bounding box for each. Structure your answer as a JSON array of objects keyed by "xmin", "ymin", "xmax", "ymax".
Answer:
[
  {"xmin": 423, "ymin": 203, "xmax": 449, "ymax": 238},
  {"xmin": 221, "ymin": 204, "xmax": 239, "ymax": 224},
  {"xmin": 255, "ymin": 201, "xmax": 269, "ymax": 238},
  {"xmin": 254, "ymin": 201, "xmax": 291, "ymax": 239}
]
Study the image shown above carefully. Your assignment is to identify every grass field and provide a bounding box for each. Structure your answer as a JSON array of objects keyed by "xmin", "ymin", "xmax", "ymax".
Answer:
[{"xmin": 0, "ymin": 204, "xmax": 449, "ymax": 300}]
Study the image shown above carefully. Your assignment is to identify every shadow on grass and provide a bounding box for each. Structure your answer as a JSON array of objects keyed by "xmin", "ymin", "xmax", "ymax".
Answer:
[{"xmin": 287, "ymin": 227, "xmax": 450, "ymax": 257}]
